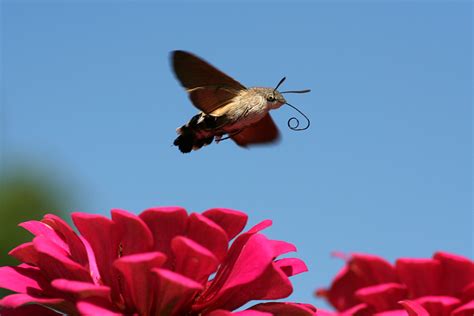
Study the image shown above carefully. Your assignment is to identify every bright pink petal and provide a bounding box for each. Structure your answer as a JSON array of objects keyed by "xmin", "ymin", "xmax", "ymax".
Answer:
[
  {"xmin": 0, "ymin": 304, "xmax": 62, "ymax": 316},
  {"xmin": 315, "ymin": 266, "xmax": 356, "ymax": 311},
  {"xmin": 461, "ymin": 282, "xmax": 474, "ymax": 301},
  {"xmin": 110, "ymin": 209, "xmax": 154, "ymax": 256},
  {"xmin": 42, "ymin": 214, "xmax": 89, "ymax": 266},
  {"xmin": 350, "ymin": 254, "xmax": 397, "ymax": 284},
  {"xmin": 317, "ymin": 254, "xmax": 396, "ymax": 311},
  {"xmin": 0, "ymin": 265, "xmax": 43, "ymax": 293},
  {"xmin": 114, "ymin": 252, "xmax": 167, "ymax": 315},
  {"xmin": 399, "ymin": 300, "xmax": 430, "ymax": 316},
  {"xmin": 139, "ymin": 206, "xmax": 188, "ymax": 260},
  {"xmin": 270, "ymin": 240, "xmax": 297, "ymax": 257},
  {"xmin": 192, "ymin": 221, "xmax": 274, "ymax": 311},
  {"xmin": 414, "ymin": 296, "xmax": 460, "ymax": 315},
  {"xmin": 340, "ymin": 303, "xmax": 372, "ymax": 315},
  {"xmin": 72, "ymin": 212, "xmax": 117, "ymax": 289},
  {"xmin": 0, "ymin": 294, "xmax": 63, "ymax": 309},
  {"xmin": 313, "ymin": 310, "xmax": 337, "ymax": 316},
  {"xmin": 76, "ymin": 298, "xmax": 122, "ymax": 316},
  {"xmin": 79, "ymin": 235, "xmax": 101, "ymax": 284},
  {"xmin": 373, "ymin": 310, "xmax": 408, "ymax": 316},
  {"xmin": 19, "ymin": 220, "xmax": 68, "ymax": 251},
  {"xmin": 51, "ymin": 279, "xmax": 110, "ymax": 299},
  {"xmin": 247, "ymin": 220, "xmax": 273, "ymax": 234},
  {"xmin": 171, "ymin": 236, "xmax": 219, "ymax": 284},
  {"xmin": 73, "ymin": 211, "xmax": 154, "ymax": 303},
  {"xmin": 203, "ymin": 208, "xmax": 248, "ymax": 240},
  {"xmin": 9, "ymin": 243, "xmax": 38, "ymax": 266},
  {"xmin": 0, "ymin": 264, "xmax": 53, "ymax": 294},
  {"xmin": 433, "ymin": 252, "xmax": 474, "ymax": 297},
  {"xmin": 186, "ymin": 213, "xmax": 229, "ymax": 262},
  {"xmin": 206, "ymin": 310, "xmax": 271, "ymax": 316},
  {"xmin": 250, "ymin": 302, "xmax": 317, "ymax": 315},
  {"xmin": 33, "ymin": 235, "xmax": 92, "ymax": 282},
  {"xmin": 396, "ymin": 258, "xmax": 442, "ymax": 297},
  {"xmin": 452, "ymin": 300, "xmax": 474, "ymax": 316},
  {"xmin": 152, "ymin": 268, "xmax": 203, "ymax": 315},
  {"xmin": 355, "ymin": 283, "xmax": 407, "ymax": 312},
  {"xmin": 276, "ymin": 258, "xmax": 308, "ymax": 277},
  {"xmin": 194, "ymin": 234, "xmax": 293, "ymax": 311}
]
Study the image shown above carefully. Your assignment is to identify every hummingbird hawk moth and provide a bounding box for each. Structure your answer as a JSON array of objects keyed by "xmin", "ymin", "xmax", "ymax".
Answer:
[{"xmin": 171, "ymin": 50, "xmax": 311, "ymax": 153}]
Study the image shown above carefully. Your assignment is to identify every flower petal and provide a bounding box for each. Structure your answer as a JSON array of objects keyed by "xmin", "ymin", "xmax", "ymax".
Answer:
[
  {"xmin": 270, "ymin": 240, "xmax": 297, "ymax": 257},
  {"xmin": 72, "ymin": 212, "xmax": 117, "ymax": 289},
  {"xmin": 9, "ymin": 243, "xmax": 39, "ymax": 266},
  {"xmin": 355, "ymin": 283, "xmax": 407, "ymax": 312},
  {"xmin": 114, "ymin": 252, "xmax": 167, "ymax": 315},
  {"xmin": 194, "ymin": 234, "xmax": 293, "ymax": 312},
  {"xmin": 340, "ymin": 303, "xmax": 372, "ymax": 315},
  {"xmin": 396, "ymin": 259, "xmax": 441, "ymax": 297},
  {"xmin": 152, "ymin": 268, "xmax": 203, "ymax": 315},
  {"xmin": 399, "ymin": 300, "xmax": 430, "ymax": 316},
  {"xmin": 186, "ymin": 213, "xmax": 229, "ymax": 262},
  {"xmin": 350, "ymin": 254, "xmax": 397, "ymax": 284},
  {"xmin": 203, "ymin": 208, "xmax": 248, "ymax": 241},
  {"xmin": 192, "ymin": 221, "xmax": 273, "ymax": 311},
  {"xmin": 461, "ymin": 282, "xmax": 474, "ymax": 301},
  {"xmin": 171, "ymin": 236, "xmax": 219, "ymax": 284},
  {"xmin": 0, "ymin": 294, "xmax": 63, "ymax": 309},
  {"xmin": 33, "ymin": 235, "xmax": 92, "ymax": 282},
  {"xmin": 414, "ymin": 296, "xmax": 460, "ymax": 315},
  {"xmin": 452, "ymin": 300, "xmax": 474, "ymax": 316},
  {"xmin": 0, "ymin": 265, "xmax": 43, "ymax": 293},
  {"xmin": 433, "ymin": 252, "xmax": 474, "ymax": 297},
  {"xmin": 51, "ymin": 279, "xmax": 111, "ymax": 299},
  {"xmin": 373, "ymin": 310, "xmax": 408, "ymax": 316},
  {"xmin": 76, "ymin": 298, "xmax": 123, "ymax": 316},
  {"xmin": 110, "ymin": 209, "xmax": 154, "ymax": 256},
  {"xmin": 249, "ymin": 302, "xmax": 317, "ymax": 316},
  {"xmin": 19, "ymin": 220, "xmax": 68, "ymax": 251},
  {"xmin": 206, "ymin": 310, "xmax": 271, "ymax": 316},
  {"xmin": 275, "ymin": 258, "xmax": 308, "ymax": 277},
  {"xmin": 42, "ymin": 214, "xmax": 89, "ymax": 266},
  {"xmin": 317, "ymin": 254, "xmax": 396, "ymax": 311},
  {"xmin": 0, "ymin": 304, "xmax": 62, "ymax": 316},
  {"xmin": 139, "ymin": 206, "xmax": 188, "ymax": 261}
]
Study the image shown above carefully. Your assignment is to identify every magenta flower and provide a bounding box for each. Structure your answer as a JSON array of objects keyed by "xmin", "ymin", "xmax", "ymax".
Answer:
[
  {"xmin": 316, "ymin": 252, "xmax": 474, "ymax": 316},
  {"xmin": 0, "ymin": 207, "xmax": 316, "ymax": 316}
]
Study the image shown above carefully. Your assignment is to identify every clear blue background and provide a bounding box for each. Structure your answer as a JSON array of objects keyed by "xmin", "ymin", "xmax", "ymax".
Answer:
[{"xmin": 2, "ymin": 1, "xmax": 472, "ymax": 310}]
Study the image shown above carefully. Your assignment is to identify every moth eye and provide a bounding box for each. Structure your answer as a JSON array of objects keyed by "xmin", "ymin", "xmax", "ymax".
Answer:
[{"xmin": 267, "ymin": 96, "xmax": 276, "ymax": 102}]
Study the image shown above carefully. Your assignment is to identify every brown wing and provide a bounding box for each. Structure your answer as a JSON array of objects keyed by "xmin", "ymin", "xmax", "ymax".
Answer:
[
  {"xmin": 172, "ymin": 50, "xmax": 246, "ymax": 114},
  {"xmin": 231, "ymin": 114, "xmax": 281, "ymax": 147}
]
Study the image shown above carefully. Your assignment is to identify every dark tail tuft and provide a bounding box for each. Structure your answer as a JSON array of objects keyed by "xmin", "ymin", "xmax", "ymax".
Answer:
[
  {"xmin": 174, "ymin": 126, "xmax": 214, "ymax": 154},
  {"xmin": 174, "ymin": 114, "xmax": 216, "ymax": 153},
  {"xmin": 173, "ymin": 126, "xmax": 195, "ymax": 153}
]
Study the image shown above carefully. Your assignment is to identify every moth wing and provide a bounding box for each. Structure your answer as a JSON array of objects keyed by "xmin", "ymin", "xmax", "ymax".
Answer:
[
  {"xmin": 231, "ymin": 114, "xmax": 281, "ymax": 147},
  {"xmin": 172, "ymin": 50, "xmax": 246, "ymax": 114}
]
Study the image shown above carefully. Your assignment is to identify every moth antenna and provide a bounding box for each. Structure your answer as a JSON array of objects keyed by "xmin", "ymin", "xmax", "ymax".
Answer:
[
  {"xmin": 286, "ymin": 102, "xmax": 310, "ymax": 131},
  {"xmin": 274, "ymin": 77, "xmax": 286, "ymax": 92},
  {"xmin": 281, "ymin": 89, "xmax": 311, "ymax": 94}
]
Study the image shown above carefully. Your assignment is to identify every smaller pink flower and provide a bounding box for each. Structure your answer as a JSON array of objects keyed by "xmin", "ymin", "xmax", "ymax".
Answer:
[
  {"xmin": 0, "ymin": 207, "xmax": 316, "ymax": 316},
  {"xmin": 316, "ymin": 252, "xmax": 474, "ymax": 316}
]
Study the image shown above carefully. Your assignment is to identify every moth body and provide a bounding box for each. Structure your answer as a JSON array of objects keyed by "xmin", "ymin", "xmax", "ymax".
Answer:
[{"xmin": 174, "ymin": 88, "xmax": 286, "ymax": 153}]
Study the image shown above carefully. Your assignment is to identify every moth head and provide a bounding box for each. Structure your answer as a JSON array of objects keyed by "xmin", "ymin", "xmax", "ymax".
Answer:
[
  {"xmin": 263, "ymin": 77, "xmax": 311, "ymax": 110},
  {"xmin": 262, "ymin": 89, "xmax": 287, "ymax": 109}
]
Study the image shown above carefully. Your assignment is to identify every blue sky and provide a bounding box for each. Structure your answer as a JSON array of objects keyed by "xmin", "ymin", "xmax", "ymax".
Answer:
[{"xmin": 2, "ymin": 1, "xmax": 472, "ymax": 310}]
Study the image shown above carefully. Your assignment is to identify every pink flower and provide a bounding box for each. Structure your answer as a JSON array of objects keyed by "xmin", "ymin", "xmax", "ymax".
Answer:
[
  {"xmin": 0, "ymin": 207, "xmax": 316, "ymax": 316},
  {"xmin": 316, "ymin": 252, "xmax": 474, "ymax": 316}
]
